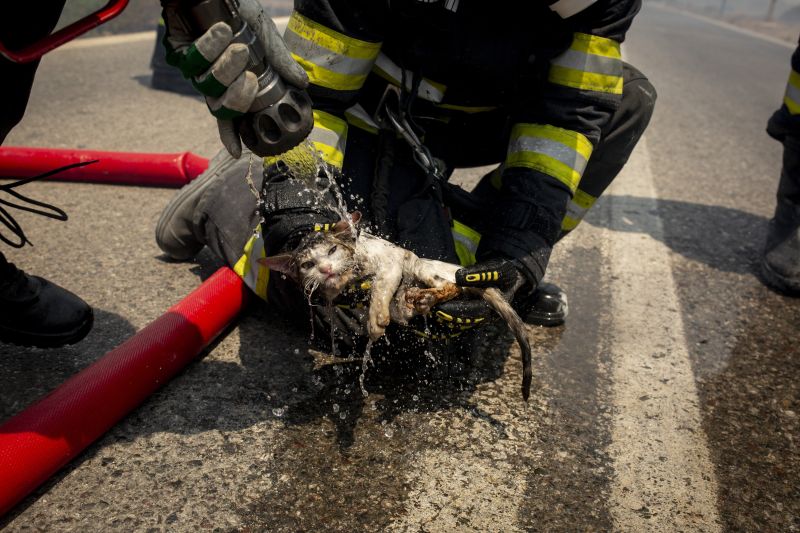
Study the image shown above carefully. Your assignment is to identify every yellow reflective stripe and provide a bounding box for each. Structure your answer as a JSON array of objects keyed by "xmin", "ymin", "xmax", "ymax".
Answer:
[
  {"xmin": 507, "ymin": 123, "xmax": 593, "ymax": 192},
  {"xmin": 452, "ymin": 219, "xmax": 481, "ymax": 267},
  {"xmin": 291, "ymin": 54, "xmax": 367, "ymax": 91},
  {"xmin": 287, "ymin": 12, "xmax": 381, "ymax": 60},
  {"xmin": 549, "ymin": 33, "xmax": 623, "ymax": 95},
  {"xmin": 570, "ymin": 33, "xmax": 621, "ymax": 59},
  {"xmin": 572, "ymin": 188, "xmax": 596, "ymax": 209},
  {"xmin": 561, "ymin": 216, "xmax": 581, "ymax": 231},
  {"xmin": 286, "ymin": 13, "xmax": 380, "ymax": 92},
  {"xmin": 313, "ymin": 109, "xmax": 347, "ymax": 137},
  {"xmin": 561, "ymin": 188, "xmax": 597, "ymax": 231},
  {"xmin": 233, "ymin": 230, "xmax": 270, "ymax": 300},
  {"xmin": 312, "ymin": 142, "xmax": 344, "ymax": 167},
  {"xmin": 785, "ymin": 69, "xmax": 800, "ymax": 115},
  {"xmin": 310, "ymin": 110, "xmax": 347, "ymax": 168},
  {"xmin": 436, "ymin": 103, "xmax": 498, "ymax": 114},
  {"xmin": 549, "ymin": 65, "xmax": 623, "ymax": 94},
  {"xmin": 506, "ymin": 151, "xmax": 582, "ymax": 191}
]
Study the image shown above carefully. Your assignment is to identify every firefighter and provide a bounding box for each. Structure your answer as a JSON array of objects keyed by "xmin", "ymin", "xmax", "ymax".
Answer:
[
  {"xmin": 156, "ymin": 0, "xmax": 656, "ymax": 346},
  {"xmin": 763, "ymin": 40, "xmax": 800, "ymax": 296}
]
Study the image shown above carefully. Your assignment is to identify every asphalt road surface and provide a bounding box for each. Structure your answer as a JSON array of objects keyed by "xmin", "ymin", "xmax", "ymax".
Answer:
[{"xmin": 2, "ymin": 3, "xmax": 799, "ymax": 531}]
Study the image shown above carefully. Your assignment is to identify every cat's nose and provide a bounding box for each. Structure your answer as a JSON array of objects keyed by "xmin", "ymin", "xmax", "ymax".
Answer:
[{"xmin": 319, "ymin": 264, "xmax": 331, "ymax": 274}]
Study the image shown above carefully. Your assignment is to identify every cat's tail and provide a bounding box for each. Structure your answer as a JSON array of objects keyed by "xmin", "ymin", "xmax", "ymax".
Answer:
[{"xmin": 468, "ymin": 287, "xmax": 532, "ymax": 401}]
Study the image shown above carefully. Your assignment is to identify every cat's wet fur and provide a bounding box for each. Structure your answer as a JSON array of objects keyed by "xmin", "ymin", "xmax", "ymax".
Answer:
[{"xmin": 259, "ymin": 212, "xmax": 533, "ymax": 400}]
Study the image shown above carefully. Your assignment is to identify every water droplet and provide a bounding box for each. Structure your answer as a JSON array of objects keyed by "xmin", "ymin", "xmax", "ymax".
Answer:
[
  {"xmin": 272, "ymin": 407, "xmax": 285, "ymax": 417},
  {"xmin": 384, "ymin": 427, "xmax": 394, "ymax": 438},
  {"xmin": 412, "ymin": 395, "xmax": 419, "ymax": 402},
  {"xmin": 332, "ymin": 403, "xmax": 340, "ymax": 413},
  {"xmin": 339, "ymin": 412, "xmax": 347, "ymax": 420},
  {"xmin": 293, "ymin": 348, "xmax": 300, "ymax": 355}
]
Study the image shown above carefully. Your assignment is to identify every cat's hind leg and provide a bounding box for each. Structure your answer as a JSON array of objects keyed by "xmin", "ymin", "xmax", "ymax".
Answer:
[
  {"xmin": 368, "ymin": 266, "xmax": 403, "ymax": 341},
  {"xmin": 410, "ymin": 257, "xmax": 460, "ymax": 289}
]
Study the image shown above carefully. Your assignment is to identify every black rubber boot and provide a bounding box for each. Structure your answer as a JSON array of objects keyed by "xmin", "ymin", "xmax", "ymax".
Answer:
[
  {"xmin": 0, "ymin": 254, "xmax": 93, "ymax": 347},
  {"xmin": 761, "ymin": 138, "xmax": 800, "ymax": 296},
  {"xmin": 513, "ymin": 281, "xmax": 568, "ymax": 327}
]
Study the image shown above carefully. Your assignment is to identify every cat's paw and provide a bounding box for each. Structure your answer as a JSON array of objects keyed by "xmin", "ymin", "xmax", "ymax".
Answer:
[
  {"xmin": 368, "ymin": 318, "xmax": 386, "ymax": 341},
  {"xmin": 405, "ymin": 287, "xmax": 437, "ymax": 314},
  {"xmin": 368, "ymin": 306, "xmax": 391, "ymax": 341}
]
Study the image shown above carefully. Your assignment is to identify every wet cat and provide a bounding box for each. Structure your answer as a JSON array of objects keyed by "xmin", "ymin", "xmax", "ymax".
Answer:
[{"xmin": 259, "ymin": 213, "xmax": 533, "ymax": 400}]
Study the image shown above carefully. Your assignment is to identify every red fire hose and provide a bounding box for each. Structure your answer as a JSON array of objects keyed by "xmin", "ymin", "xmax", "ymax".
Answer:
[
  {"xmin": 0, "ymin": 147, "xmax": 209, "ymax": 188},
  {"xmin": 0, "ymin": 0, "xmax": 130, "ymax": 64},
  {"xmin": 0, "ymin": 267, "xmax": 247, "ymax": 517}
]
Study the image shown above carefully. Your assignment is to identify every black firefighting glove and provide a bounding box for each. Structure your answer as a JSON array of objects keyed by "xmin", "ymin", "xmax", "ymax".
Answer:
[
  {"xmin": 259, "ymin": 159, "xmax": 341, "ymax": 254},
  {"xmin": 402, "ymin": 258, "xmax": 525, "ymax": 340},
  {"xmin": 414, "ymin": 297, "xmax": 491, "ymax": 340}
]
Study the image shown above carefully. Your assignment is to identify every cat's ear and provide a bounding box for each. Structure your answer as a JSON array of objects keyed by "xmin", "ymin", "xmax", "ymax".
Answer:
[
  {"xmin": 258, "ymin": 254, "xmax": 294, "ymax": 275},
  {"xmin": 331, "ymin": 211, "xmax": 362, "ymax": 236}
]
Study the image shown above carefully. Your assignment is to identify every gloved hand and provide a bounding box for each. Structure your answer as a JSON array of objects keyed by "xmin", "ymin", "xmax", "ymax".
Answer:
[
  {"xmin": 401, "ymin": 258, "xmax": 523, "ymax": 341},
  {"xmin": 454, "ymin": 257, "xmax": 524, "ymax": 292},
  {"xmin": 413, "ymin": 297, "xmax": 492, "ymax": 340},
  {"xmin": 161, "ymin": 0, "xmax": 308, "ymax": 158}
]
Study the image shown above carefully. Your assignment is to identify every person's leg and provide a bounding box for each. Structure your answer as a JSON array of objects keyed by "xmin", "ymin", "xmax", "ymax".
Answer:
[
  {"xmin": 761, "ymin": 136, "xmax": 800, "ymax": 295},
  {"xmin": 558, "ymin": 63, "xmax": 657, "ymax": 238},
  {"xmin": 463, "ymin": 63, "xmax": 656, "ymax": 325},
  {"xmin": 760, "ymin": 42, "xmax": 800, "ymax": 295},
  {"xmin": 0, "ymin": 1, "xmax": 67, "ymax": 142},
  {"xmin": 0, "ymin": 0, "xmax": 95, "ymax": 348}
]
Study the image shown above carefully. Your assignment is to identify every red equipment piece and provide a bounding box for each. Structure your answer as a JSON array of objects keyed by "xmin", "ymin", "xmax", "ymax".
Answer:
[
  {"xmin": 0, "ymin": 0, "xmax": 131, "ymax": 64},
  {"xmin": 0, "ymin": 267, "xmax": 247, "ymax": 517},
  {"xmin": 0, "ymin": 147, "xmax": 209, "ymax": 188}
]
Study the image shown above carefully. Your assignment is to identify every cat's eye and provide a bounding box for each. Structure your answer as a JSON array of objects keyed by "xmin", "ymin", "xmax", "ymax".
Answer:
[
  {"xmin": 327, "ymin": 245, "xmax": 337, "ymax": 256},
  {"xmin": 300, "ymin": 261, "xmax": 314, "ymax": 270}
]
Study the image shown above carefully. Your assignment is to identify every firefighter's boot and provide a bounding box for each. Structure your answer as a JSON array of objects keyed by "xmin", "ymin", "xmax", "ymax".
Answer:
[
  {"xmin": 761, "ymin": 138, "xmax": 800, "ymax": 296},
  {"xmin": 0, "ymin": 254, "xmax": 93, "ymax": 347},
  {"xmin": 156, "ymin": 148, "xmax": 249, "ymax": 260},
  {"xmin": 513, "ymin": 281, "xmax": 568, "ymax": 327}
]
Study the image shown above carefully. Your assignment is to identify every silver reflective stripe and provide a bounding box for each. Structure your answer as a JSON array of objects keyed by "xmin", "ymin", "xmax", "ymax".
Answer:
[
  {"xmin": 786, "ymin": 82, "xmax": 800, "ymax": 107},
  {"xmin": 374, "ymin": 53, "xmax": 445, "ymax": 103},
  {"xmin": 345, "ymin": 103, "xmax": 379, "ymax": 130},
  {"xmin": 509, "ymin": 136, "xmax": 589, "ymax": 176},
  {"xmin": 549, "ymin": 0, "xmax": 598, "ymax": 18},
  {"xmin": 551, "ymin": 48, "xmax": 622, "ymax": 77},
  {"xmin": 284, "ymin": 30, "xmax": 374, "ymax": 77},
  {"xmin": 566, "ymin": 199, "xmax": 589, "ymax": 221},
  {"xmin": 452, "ymin": 229, "xmax": 478, "ymax": 255},
  {"xmin": 308, "ymin": 125, "xmax": 344, "ymax": 152}
]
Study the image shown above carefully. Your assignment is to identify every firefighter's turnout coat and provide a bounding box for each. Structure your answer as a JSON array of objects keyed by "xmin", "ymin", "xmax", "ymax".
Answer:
[{"xmin": 281, "ymin": 0, "xmax": 640, "ymax": 278}]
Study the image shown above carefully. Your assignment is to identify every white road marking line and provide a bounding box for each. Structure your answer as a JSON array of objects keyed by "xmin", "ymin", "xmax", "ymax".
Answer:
[
  {"xmin": 59, "ymin": 16, "xmax": 290, "ymax": 51},
  {"xmin": 60, "ymin": 30, "xmax": 155, "ymax": 50},
  {"xmin": 602, "ymin": 136, "xmax": 721, "ymax": 531},
  {"xmin": 650, "ymin": 1, "xmax": 794, "ymax": 50}
]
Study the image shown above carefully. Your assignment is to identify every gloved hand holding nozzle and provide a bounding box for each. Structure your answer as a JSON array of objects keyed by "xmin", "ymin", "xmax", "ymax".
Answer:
[{"xmin": 161, "ymin": 0, "xmax": 313, "ymax": 158}]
